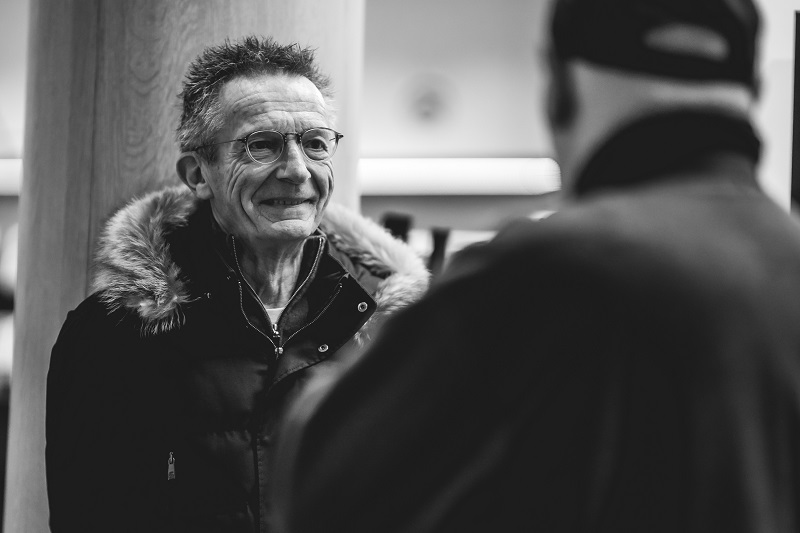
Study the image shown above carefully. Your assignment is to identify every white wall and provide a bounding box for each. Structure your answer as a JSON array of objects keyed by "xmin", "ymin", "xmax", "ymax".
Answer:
[
  {"xmin": 362, "ymin": 0, "xmax": 553, "ymax": 158},
  {"xmin": 755, "ymin": 0, "xmax": 797, "ymax": 210}
]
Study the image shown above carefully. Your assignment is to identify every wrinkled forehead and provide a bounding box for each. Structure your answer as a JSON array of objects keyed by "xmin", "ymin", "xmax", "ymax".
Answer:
[{"xmin": 218, "ymin": 73, "xmax": 333, "ymax": 128}]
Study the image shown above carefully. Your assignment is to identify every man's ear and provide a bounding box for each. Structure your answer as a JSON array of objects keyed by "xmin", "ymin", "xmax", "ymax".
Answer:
[{"xmin": 176, "ymin": 152, "xmax": 213, "ymax": 200}]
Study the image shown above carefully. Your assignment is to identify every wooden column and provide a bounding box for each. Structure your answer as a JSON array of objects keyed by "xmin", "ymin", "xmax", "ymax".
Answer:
[{"xmin": 6, "ymin": 1, "xmax": 365, "ymax": 531}]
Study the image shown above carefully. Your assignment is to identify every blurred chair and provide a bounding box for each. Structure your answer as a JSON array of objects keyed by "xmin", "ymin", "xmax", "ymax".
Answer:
[
  {"xmin": 381, "ymin": 212, "xmax": 413, "ymax": 242},
  {"xmin": 427, "ymin": 227, "xmax": 450, "ymax": 279}
]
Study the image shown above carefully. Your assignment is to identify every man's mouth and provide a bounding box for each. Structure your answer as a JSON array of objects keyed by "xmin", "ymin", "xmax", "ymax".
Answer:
[{"xmin": 264, "ymin": 198, "xmax": 312, "ymax": 207}]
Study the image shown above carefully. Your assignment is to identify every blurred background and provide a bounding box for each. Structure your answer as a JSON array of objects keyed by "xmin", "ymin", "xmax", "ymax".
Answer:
[
  {"xmin": 0, "ymin": 0, "xmax": 796, "ymax": 528},
  {"xmin": 359, "ymin": 0, "xmax": 560, "ymax": 267}
]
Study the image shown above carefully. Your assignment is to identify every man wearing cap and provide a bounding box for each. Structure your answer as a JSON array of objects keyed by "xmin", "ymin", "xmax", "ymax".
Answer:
[{"xmin": 270, "ymin": 0, "xmax": 800, "ymax": 531}]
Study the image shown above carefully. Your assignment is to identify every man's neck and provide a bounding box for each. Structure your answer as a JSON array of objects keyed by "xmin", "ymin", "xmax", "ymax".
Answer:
[
  {"xmin": 557, "ymin": 61, "xmax": 754, "ymax": 196},
  {"xmin": 237, "ymin": 239, "xmax": 306, "ymax": 308},
  {"xmin": 571, "ymin": 111, "xmax": 760, "ymax": 197}
]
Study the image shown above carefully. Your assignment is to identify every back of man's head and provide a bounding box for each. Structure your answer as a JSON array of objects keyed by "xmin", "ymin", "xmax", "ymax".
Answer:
[
  {"xmin": 546, "ymin": 0, "xmax": 762, "ymax": 189},
  {"xmin": 550, "ymin": 0, "xmax": 761, "ymax": 93}
]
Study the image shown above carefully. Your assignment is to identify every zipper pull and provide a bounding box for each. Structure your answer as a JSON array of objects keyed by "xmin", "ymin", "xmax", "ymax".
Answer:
[
  {"xmin": 271, "ymin": 323, "xmax": 283, "ymax": 357},
  {"xmin": 167, "ymin": 452, "xmax": 176, "ymax": 481}
]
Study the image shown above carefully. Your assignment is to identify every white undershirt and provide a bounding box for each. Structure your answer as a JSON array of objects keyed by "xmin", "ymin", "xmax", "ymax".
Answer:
[{"xmin": 264, "ymin": 306, "xmax": 286, "ymax": 325}]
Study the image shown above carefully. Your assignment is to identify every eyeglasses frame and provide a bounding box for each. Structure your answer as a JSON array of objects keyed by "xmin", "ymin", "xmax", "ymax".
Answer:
[{"xmin": 195, "ymin": 127, "xmax": 344, "ymax": 165}]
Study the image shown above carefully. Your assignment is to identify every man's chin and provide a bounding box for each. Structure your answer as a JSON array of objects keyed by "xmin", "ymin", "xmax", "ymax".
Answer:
[{"xmin": 257, "ymin": 219, "xmax": 319, "ymax": 242}]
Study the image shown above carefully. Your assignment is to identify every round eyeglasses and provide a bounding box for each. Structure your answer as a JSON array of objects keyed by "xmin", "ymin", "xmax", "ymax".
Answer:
[{"xmin": 196, "ymin": 127, "xmax": 343, "ymax": 165}]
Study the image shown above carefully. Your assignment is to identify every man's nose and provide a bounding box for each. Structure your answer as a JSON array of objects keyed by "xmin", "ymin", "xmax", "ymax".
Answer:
[{"xmin": 276, "ymin": 138, "xmax": 311, "ymax": 184}]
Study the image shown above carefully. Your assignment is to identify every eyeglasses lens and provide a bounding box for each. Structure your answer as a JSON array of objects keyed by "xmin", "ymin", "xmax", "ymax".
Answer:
[
  {"xmin": 245, "ymin": 132, "xmax": 283, "ymax": 163},
  {"xmin": 245, "ymin": 128, "xmax": 339, "ymax": 164}
]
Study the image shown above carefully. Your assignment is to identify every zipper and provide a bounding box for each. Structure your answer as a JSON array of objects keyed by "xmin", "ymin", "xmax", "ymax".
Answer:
[
  {"xmin": 271, "ymin": 322, "xmax": 282, "ymax": 356},
  {"xmin": 230, "ymin": 237, "xmax": 277, "ymax": 345},
  {"xmin": 167, "ymin": 452, "xmax": 176, "ymax": 481},
  {"xmin": 266, "ymin": 280, "xmax": 343, "ymax": 388},
  {"xmin": 256, "ymin": 281, "xmax": 345, "ymax": 421},
  {"xmin": 230, "ymin": 235, "xmax": 326, "ymax": 356},
  {"xmin": 282, "ymin": 280, "xmax": 343, "ymax": 347},
  {"xmin": 234, "ymin": 278, "xmax": 275, "ymax": 346},
  {"xmin": 252, "ymin": 281, "xmax": 346, "ymax": 452}
]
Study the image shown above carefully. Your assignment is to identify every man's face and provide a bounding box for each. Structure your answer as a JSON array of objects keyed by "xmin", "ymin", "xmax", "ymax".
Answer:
[{"xmin": 199, "ymin": 74, "xmax": 334, "ymax": 246}]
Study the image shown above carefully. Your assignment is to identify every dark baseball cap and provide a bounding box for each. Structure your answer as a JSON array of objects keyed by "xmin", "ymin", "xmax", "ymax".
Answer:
[{"xmin": 550, "ymin": 0, "xmax": 761, "ymax": 89}]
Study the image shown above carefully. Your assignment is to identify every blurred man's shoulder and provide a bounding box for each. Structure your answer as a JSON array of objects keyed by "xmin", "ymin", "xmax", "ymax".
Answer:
[{"xmin": 438, "ymin": 200, "xmax": 641, "ymax": 288}]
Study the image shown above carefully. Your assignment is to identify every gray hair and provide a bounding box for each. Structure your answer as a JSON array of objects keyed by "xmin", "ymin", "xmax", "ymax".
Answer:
[{"xmin": 176, "ymin": 36, "xmax": 333, "ymax": 162}]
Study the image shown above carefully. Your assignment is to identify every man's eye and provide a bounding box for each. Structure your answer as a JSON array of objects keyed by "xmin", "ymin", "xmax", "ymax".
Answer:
[
  {"xmin": 304, "ymin": 139, "xmax": 328, "ymax": 152},
  {"xmin": 248, "ymin": 138, "xmax": 282, "ymax": 152}
]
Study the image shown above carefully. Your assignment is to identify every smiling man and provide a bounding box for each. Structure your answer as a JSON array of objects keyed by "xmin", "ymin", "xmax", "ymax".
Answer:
[{"xmin": 44, "ymin": 37, "xmax": 429, "ymax": 533}]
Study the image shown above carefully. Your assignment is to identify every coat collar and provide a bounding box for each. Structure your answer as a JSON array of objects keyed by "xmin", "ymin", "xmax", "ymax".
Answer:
[
  {"xmin": 92, "ymin": 186, "xmax": 429, "ymax": 335},
  {"xmin": 574, "ymin": 110, "xmax": 761, "ymax": 197}
]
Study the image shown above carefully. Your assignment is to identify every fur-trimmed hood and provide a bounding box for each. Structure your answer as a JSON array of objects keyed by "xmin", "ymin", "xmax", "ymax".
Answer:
[{"xmin": 92, "ymin": 186, "xmax": 430, "ymax": 335}]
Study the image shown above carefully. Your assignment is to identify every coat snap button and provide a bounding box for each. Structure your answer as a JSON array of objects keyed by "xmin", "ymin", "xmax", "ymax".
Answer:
[
  {"xmin": 318, "ymin": 344, "xmax": 329, "ymax": 353},
  {"xmin": 357, "ymin": 302, "xmax": 368, "ymax": 312}
]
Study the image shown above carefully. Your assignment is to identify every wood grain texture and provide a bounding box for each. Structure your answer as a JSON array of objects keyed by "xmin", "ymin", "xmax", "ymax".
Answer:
[
  {"xmin": 6, "ymin": 1, "xmax": 99, "ymax": 531},
  {"xmin": 6, "ymin": 2, "xmax": 364, "ymax": 531}
]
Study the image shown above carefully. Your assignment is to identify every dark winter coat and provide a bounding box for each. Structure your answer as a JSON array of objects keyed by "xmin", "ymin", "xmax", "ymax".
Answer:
[
  {"xmin": 271, "ymin": 111, "xmax": 800, "ymax": 533},
  {"xmin": 45, "ymin": 186, "xmax": 430, "ymax": 533}
]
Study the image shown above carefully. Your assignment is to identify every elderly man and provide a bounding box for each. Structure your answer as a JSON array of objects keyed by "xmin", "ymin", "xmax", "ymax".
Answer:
[
  {"xmin": 271, "ymin": 1, "xmax": 800, "ymax": 532},
  {"xmin": 45, "ymin": 37, "xmax": 429, "ymax": 533}
]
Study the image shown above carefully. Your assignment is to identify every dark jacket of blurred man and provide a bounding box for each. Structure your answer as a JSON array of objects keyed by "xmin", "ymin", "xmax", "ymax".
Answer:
[
  {"xmin": 270, "ymin": 1, "xmax": 800, "ymax": 532},
  {"xmin": 45, "ymin": 37, "xmax": 429, "ymax": 533}
]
